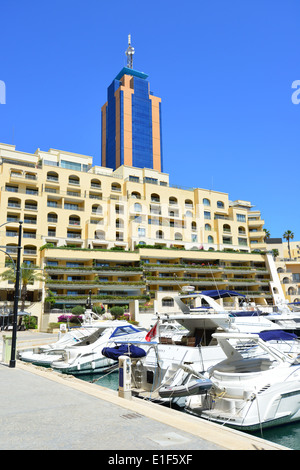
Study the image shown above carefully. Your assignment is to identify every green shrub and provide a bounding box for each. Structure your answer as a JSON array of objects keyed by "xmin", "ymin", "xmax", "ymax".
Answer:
[
  {"xmin": 71, "ymin": 306, "xmax": 85, "ymax": 315},
  {"xmin": 109, "ymin": 306, "xmax": 124, "ymax": 318}
]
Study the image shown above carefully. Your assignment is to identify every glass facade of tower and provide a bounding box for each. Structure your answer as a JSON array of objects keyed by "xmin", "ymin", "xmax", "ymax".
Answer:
[
  {"xmin": 131, "ymin": 77, "xmax": 153, "ymax": 169},
  {"xmin": 101, "ymin": 68, "xmax": 163, "ymax": 172}
]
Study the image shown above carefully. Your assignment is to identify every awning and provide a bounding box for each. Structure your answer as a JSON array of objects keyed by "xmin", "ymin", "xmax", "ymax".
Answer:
[
  {"xmin": 259, "ymin": 330, "xmax": 298, "ymax": 342},
  {"xmin": 200, "ymin": 290, "xmax": 246, "ymax": 299}
]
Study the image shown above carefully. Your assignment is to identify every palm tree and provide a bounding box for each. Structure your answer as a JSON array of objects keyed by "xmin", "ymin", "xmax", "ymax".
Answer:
[
  {"xmin": 1, "ymin": 262, "xmax": 44, "ymax": 311},
  {"xmin": 283, "ymin": 230, "xmax": 294, "ymax": 259},
  {"xmin": 263, "ymin": 229, "xmax": 271, "ymax": 240}
]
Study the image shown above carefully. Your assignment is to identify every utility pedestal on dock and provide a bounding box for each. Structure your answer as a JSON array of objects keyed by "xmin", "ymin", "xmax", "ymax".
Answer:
[
  {"xmin": 118, "ymin": 355, "xmax": 132, "ymax": 400},
  {"xmin": 2, "ymin": 335, "xmax": 12, "ymax": 363}
]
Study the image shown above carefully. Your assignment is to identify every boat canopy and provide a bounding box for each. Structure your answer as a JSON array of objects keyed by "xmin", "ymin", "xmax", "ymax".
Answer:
[
  {"xmin": 200, "ymin": 290, "xmax": 246, "ymax": 299},
  {"xmin": 229, "ymin": 311, "xmax": 260, "ymax": 317},
  {"xmin": 258, "ymin": 330, "xmax": 298, "ymax": 342},
  {"xmin": 109, "ymin": 325, "xmax": 140, "ymax": 338},
  {"xmin": 102, "ymin": 344, "xmax": 146, "ymax": 360}
]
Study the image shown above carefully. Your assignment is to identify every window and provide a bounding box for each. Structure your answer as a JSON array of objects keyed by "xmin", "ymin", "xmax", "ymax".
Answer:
[
  {"xmin": 23, "ymin": 231, "xmax": 36, "ymax": 239},
  {"xmin": 64, "ymin": 203, "xmax": 78, "ymax": 210},
  {"xmin": 116, "ymin": 218, "xmax": 124, "ymax": 228},
  {"xmin": 7, "ymin": 215, "xmax": 19, "ymax": 223},
  {"xmin": 169, "ymin": 197, "xmax": 177, "ymax": 205},
  {"xmin": 203, "ymin": 198, "xmax": 210, "ymax": 206},
  {"xmin": 68, "ymin": 175, "xmax": 80, "ymax": 185},
  {"xmin": 6, "ymin": 230, "xmax": 17, "ymax": 237},
  {"xmin": 208, "ymin": 235, "xmax": 214, "ymax": 243},
  {"xmin": 205, "ymin": 223, "xmax": 211, "ymax": 231},
  {"xmin": 92, "ymin": 204, "xmax": 102, "ymax": 214},
  {"xmin": 111, "ymin": 182, "xmax": 121, "ymax": 192},
  {"xmin": 238, "ymin": 238, "xmax": 247, "ymax": 246},
  {"xmin": 217, "ymin": 201, "xmax": 224, "ymax": 208},
  {"xmin": 129, "ymin": 175, "xmax": 139, "ymax": 183},
  {"xmin": 223, "ymin": 236, "xmax": 232, "ymax": 245},
  {"xmin": 24, "ymin": 216, "xmax": 36, "ymax": 224},
  {"xmin": 223, "ymin": 224, "xmax": 231, "ymax": 233},
  {"xmin": 91, "ymin": 179, "xmax": 101, "ymax": 188},
  {"xmin": 144, "ymin": 177, "xmax": 158, "ymax": 185},
  {"xmin": 185, "ymin": 210, "xmax": 193, "ymax": 217},
  {"xmin": 26, "ymin": 187, "xmax": 38, "ymax": 195},
  {"xmin": 115, "ymin": 204, "xmax": 124, "ymax": 214},
  {"xmin": 185, "ymin": 199, "xmax": 193, "ymax": 208},
  {"xmin": 8, "ymin": 198, "xmax": 21, "ymax": 208},
  {"xmin": 237, "ymin": 214, "xmax": 246, "ymax": 222},
  {"xmin": 191, "ymin": 222, "xmax": 197, "ymax": 231},
  {"xmin": 175, "ymin": 232, "xmax": 182, "ymax": 240},
  {"xmin": 238, "ymin": 226, "xmax": 246, "ymax": 234},
  {"xmin": 162, "ymin": 297, "xmax": 174, "ymax": 307},
  {"xmin": 204, "ymin": 211, "xmax": 211, "ymax": 220},
  {"xmin": 67, "ymin": 231, "xmax": 81, "ymax": 239},
  {"xmin": 191, "ymin": 234, "xmax": 198, "ymax": 242},
  {"xmin": 95, "ymin": 230, "xmax": 105, "ymax": 240},
  {"xmin": 156, "ymin": 230, "xmax": 164, "ymax": 239},
  {"xmin": 25, "ymin": 200, "xmax": 38, "ymax": 210},
  {"xmin": 47, "ymin": 260, "xmax": 58, "ymax": 266},
  {"xmin": 116, "ymin": 231, "xmax": 124, "ymax": 241},
  {"xmin": 69, "ymin": 216, "xmax": 80, "ymax": 226},
  {"xmin": 47, "ymin": 171, "xmax": 59, "ymax": 182},
  {"xmin": 151, "ymin": 193, "xmax": 160, "ymax": 203},
  {"xmin": 62, "ymin": 160, "xmax": 81, "ymax": 171},
  {"xmin": 138, "ymin": 227, "xmax": 145, "ymax": 237},
  {"xmin": 48, "ymin": 213, "xmax": 58, "ymax": 223},
  {"xmin": 6, "ymin": 185, "xmax": 18, "ymax": 192},
  {"xmin": 134, "ymin": 203, "xmax": 142, "ymax": 212}
]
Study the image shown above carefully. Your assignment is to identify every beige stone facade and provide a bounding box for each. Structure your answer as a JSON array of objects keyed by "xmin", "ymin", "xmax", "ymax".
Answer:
[{"xmin": 0, "ymin": 143, "xmax": 276, "ymax": 330}]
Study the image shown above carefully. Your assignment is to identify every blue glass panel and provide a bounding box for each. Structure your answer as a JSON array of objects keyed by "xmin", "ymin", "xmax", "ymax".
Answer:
[
  {"xmin": 132, "ymin": 77, "xmax": 153, "ymax": 169},
  {"xmin": 106, "ymin": 79, "xmax": 121, "ymax": 169}
]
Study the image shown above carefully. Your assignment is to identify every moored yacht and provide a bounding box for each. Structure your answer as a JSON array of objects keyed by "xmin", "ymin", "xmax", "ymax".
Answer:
[
  {"xmin": 185, "ymin": 330, "xmax": 300, "ymax": 431},
  {"xmin": 51, "ymin": 322, "xmax": 148, "ymax": 375},
  {"xmin": 130, "ymin": 290, "xmax": 283, "ymax": 403}
]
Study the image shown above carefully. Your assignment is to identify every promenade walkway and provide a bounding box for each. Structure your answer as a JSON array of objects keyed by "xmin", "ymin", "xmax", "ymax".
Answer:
[{"xmin": 0, "ymin": 330, "xmax": 289, "ymax": 452}]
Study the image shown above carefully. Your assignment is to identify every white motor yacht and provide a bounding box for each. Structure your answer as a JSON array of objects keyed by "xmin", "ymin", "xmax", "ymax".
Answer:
[
  {"xmin": 18, "ymin": 307, "xmax": 108, "ymax": 366},
  {"xmin": 185, "ymin": 330, "xmax": 300, "ymax": 431},
  {"xmin": 18, "ymin": 325, "xmax": 102, "ymax": 366},
  {"xmin": 51, "ymin": 322, "xmax": 148, "ymax": 375},
  {"xmin": 130, "ymin": 290, "xmax": 283, "ymax": 403}
]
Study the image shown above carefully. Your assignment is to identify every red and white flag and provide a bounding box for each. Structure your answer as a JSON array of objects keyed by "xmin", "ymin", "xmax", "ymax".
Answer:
[{"xmin": 145, "ymin": 321, "xmax": 159, "ymax": 342}]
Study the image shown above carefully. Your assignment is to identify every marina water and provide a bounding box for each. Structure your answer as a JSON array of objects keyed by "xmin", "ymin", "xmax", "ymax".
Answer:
[{"xmin": 79, "ymin": 371, "xmax": 300, "ymax": 450}]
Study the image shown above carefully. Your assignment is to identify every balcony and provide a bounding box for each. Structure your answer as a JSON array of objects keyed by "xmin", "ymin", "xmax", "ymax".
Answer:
[
  {"xmin": 248, "ymin": 219, "xmax": 265, "ymax": 228},
  {"xmin": 67, "ymin": 232, "xmax": 82, "ymax": 239},
  {"xmin": 249, "ymin": 230, "xmax": 265, "ymax": 239}
]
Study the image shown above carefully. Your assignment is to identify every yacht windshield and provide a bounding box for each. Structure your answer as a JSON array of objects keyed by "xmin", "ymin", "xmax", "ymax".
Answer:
[{"xmin": 110, "ymin": 325, "xmax": 139, "ymax": 338}]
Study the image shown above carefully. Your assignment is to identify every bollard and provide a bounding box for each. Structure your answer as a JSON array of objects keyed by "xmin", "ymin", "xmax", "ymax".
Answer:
[
  {"xmin": 118, "ymin": 355, "xmax": 132, "ymax": 400},
  {"xmin": 2, "ymin": 335, "xmax": 12, "ymax": 363}
]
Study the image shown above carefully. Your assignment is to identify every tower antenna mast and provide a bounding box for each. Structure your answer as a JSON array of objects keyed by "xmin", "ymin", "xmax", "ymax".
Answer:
[{"xmin": 125, "ymin": 34, "xmax": 135, "ymax": 69}]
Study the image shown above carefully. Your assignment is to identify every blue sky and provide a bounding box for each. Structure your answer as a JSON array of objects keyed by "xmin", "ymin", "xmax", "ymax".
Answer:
[{"xmin": 1, "ymin": 0, "xmax": 299, "ymax": 240}]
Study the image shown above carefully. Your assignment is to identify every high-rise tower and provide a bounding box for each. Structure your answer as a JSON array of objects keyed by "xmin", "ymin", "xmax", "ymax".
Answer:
[{"xmin": 101, "ymin": 36, "xmax": 163, "ymax": 172}]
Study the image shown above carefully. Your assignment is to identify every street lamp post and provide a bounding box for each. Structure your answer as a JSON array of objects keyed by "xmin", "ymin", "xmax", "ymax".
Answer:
[{"xmin": 9, "ymin": 221, "xmax": 23, "ymax": 368}]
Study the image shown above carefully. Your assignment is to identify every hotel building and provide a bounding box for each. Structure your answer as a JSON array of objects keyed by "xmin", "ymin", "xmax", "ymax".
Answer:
[
  {"xmin": 0, "ymin": 39, "xmax": 284, "ymax": 330},
  {"xmin": 266, "ymin": 238, "xmax": 300, "ymax": 305},
  {"xmin": 0, "ymin": 142, "xmax": 280, "ymax": 330}
]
